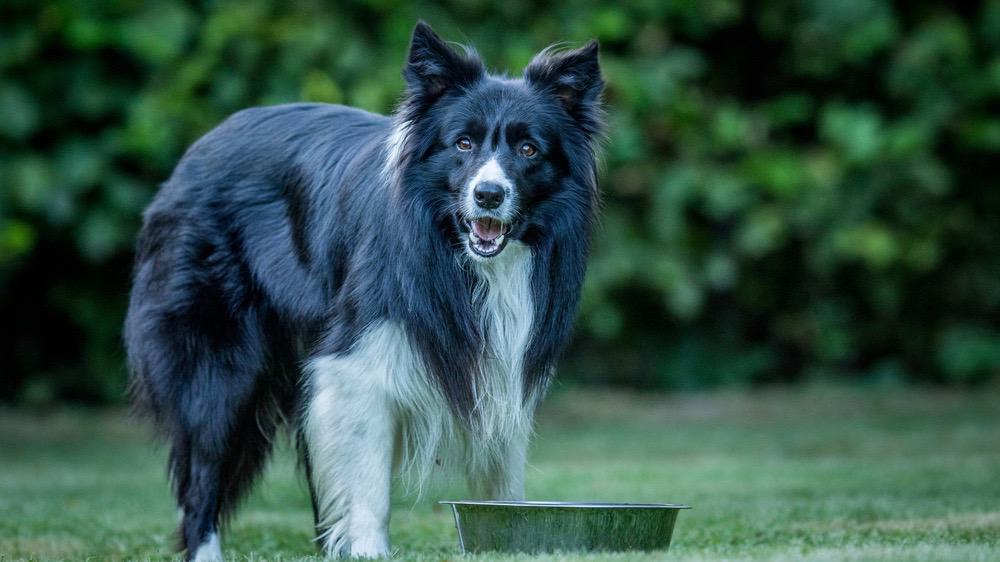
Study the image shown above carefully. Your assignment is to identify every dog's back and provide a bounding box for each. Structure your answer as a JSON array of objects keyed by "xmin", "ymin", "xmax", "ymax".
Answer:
[
  {"xmin": 133, "ymin": 102, "xmax": 388, "ymax": 318},
  {"xmin": 127, "ymin": 103, "xmax": 391, "ymax": 353}
]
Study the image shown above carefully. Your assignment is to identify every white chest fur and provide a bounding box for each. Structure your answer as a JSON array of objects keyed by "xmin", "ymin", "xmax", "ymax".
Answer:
[
  {"xmin": 468, "ymin": 241, "xmax": 536, "ymax": 448},
  {"xmin": 391, "ymin": 241, "xmax": 536, "ymax": 483},
  {"xmin": 306, "ymin": 242, "xmax": 536, "ymax": 487}
]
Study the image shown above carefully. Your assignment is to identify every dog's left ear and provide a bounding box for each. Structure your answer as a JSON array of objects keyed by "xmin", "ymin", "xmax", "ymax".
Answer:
[
  {"xmin": 403, "ymin": 21, "xmax": 484, "ymax": 102},
  {"xmin": 525, "ymin": 41, "xmax": 604, "ymax": 125}
]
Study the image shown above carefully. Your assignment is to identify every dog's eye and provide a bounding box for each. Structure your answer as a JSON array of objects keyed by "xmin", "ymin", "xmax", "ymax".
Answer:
[
  {"xmin": 519, "ymin": 142, "xmax": 538, "ymax": 158},
  {"xmin": 456, "ymin": 137, "xmax": 473, "ymax": 151}
]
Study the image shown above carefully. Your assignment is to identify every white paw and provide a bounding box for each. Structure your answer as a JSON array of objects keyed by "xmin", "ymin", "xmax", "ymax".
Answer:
[
  {"xmin": 349, "ymin": 534, "xmax": 390, "ymax": 559},
  {"xmin": 192, "ymin": 532, "xmax": 223, "ymax": 562}
]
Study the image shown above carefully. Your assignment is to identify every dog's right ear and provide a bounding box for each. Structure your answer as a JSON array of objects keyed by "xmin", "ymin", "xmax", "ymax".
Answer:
[
  {"xmin": 403, "ymin": 21, "xmax": 484, "ymax": 101},
  {"xmin": 525, "ymin": 41, "xmax": 603, "ymax": 134}
]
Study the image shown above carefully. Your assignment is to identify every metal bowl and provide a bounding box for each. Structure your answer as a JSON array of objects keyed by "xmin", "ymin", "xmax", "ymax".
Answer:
[{"xmin": 440, "ymin": 500, "xmax": 690, "ymax": 554}]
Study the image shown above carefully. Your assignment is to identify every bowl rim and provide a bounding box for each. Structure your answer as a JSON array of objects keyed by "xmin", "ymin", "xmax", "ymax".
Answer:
[{"xmin": 439, "ymin": 500, "xmax": 691, "ymax": 509}]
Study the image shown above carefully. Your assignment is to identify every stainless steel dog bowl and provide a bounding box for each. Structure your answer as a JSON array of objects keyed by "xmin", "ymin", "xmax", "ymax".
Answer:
[{"xmin": 440, "ymin": 500, "xmax": 690, "ymax": 554}]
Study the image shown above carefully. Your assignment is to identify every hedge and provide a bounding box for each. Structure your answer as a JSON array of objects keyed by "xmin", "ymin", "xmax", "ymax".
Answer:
[{"xmin": 3, "ymin": 0, "xmax": 1000, "ymax": 402}]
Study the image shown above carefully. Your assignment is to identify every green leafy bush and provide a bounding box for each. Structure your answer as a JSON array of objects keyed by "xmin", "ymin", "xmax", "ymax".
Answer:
[{"xmin": 2, "ymin": 1, "xmax": 999, "ymax": 401}]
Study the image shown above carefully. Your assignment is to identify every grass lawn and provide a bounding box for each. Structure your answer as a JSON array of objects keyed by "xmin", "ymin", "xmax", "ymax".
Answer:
[{"xmin": 1, "ymin": 383, "xmax": 999, "ymax": 561}]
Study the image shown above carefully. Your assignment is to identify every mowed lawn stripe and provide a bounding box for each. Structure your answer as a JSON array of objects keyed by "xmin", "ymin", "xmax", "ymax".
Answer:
[{"xmin": 1, "ymin": 384, "xmax": 998, "ymax": 561}]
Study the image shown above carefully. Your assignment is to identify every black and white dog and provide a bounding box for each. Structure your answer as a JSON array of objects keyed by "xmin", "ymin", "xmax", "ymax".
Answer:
[{"xmin": 125, "ymin": 21, "xmax": 603, "ymax": 560}]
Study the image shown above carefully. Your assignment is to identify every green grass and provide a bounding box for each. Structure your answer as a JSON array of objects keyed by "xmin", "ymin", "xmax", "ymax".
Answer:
[{"xmin": 2, "ymin": 384, "xmax": 999, "ymax": 561}]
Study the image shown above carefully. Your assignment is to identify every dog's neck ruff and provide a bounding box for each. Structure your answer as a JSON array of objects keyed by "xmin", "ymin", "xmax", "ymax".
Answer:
[{"xmin": 381, "ymin": 117, "xmax": 412, "ymax": 189}]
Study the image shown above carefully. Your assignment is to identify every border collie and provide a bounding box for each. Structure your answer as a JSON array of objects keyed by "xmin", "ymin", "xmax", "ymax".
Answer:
[{"xmin": 124, "ymin": 21, "xmax": 603, "ymax": 560}]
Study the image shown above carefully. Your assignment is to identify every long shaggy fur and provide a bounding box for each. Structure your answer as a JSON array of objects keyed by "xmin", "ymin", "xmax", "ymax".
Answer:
[{"xmin": 125, "ymin": 21, "xmax": 603, "ymax": 559}]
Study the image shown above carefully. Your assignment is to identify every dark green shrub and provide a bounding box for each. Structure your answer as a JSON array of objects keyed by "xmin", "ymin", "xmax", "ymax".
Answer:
[{"xmin": 2, "ymin": 1, "xmax": 999, "ymax": 401}]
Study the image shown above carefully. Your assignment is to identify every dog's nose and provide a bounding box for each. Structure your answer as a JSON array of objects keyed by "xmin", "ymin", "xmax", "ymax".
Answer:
[{"xmin": 474, "ymin": 182, "xmax": 505, "ymax": 210}]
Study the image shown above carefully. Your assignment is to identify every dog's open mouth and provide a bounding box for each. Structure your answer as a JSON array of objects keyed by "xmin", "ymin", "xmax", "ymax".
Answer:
[{"xmin": 467, "ymin": 218, "xmax": 511, "ymax": 257}]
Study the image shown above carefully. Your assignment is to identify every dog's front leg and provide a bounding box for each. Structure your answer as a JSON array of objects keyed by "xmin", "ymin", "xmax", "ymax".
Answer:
[
  {"xmin": 305, "ymin": 355, "xmax": 395, "ymax": 558},
  {"xmin": 344, "ymin": 412, "xmax": 393, "ymax": 559}
]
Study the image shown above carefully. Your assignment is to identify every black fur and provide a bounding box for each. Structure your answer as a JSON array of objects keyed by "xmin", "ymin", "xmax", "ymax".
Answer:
[{"xmin": 125, "ymin": 21, "xmax": 603, "ymax": 559}]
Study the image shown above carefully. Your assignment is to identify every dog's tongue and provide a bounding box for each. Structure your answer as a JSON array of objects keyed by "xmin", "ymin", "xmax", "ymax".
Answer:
[{"xmin": 472, "ymin": 218, "xmax": 504, "ymax": 241}]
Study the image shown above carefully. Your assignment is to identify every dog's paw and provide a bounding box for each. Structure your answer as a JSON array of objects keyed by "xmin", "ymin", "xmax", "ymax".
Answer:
[
  {"xmin": 191, "ymin": 533, "xmax": 223, "ymax": 562},
  {"xmin": 349, "ymin": 534, "xmax": 390, "ymax": 559}
]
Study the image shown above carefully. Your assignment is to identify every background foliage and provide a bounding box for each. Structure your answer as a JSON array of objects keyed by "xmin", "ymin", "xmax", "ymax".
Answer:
[{"xmin": 2, "ymin": 0, "xmax": 999, "ymax": 403}]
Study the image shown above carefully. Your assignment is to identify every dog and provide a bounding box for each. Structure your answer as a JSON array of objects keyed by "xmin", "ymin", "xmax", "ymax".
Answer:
[{"xmin": 124, "ymin": 21, "xmax": 604, "ymax": 560}]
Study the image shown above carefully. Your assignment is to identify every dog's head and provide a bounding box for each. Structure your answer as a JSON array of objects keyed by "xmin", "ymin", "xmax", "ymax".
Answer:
[{"xmin": 387, "ymin": 21, "xmax": 604, "ymax": 260}]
